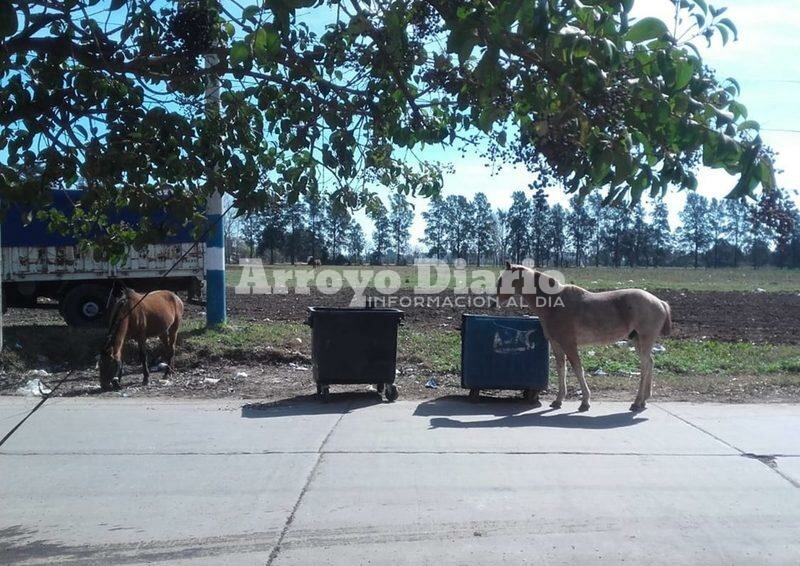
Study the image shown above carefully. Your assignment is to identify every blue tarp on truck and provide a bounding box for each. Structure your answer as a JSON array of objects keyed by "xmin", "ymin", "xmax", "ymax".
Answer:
[
  {"xmin": 1, "ymin": 190, "xmax": 204, "ymax": 326},
  {"xmin": 1, "ymin": 190, "xmax": 197, "ymax": 247}
]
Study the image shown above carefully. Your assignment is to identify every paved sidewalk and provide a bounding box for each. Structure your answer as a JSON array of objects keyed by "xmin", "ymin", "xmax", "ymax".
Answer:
[{"xmin": 1, "ymin": 396, "xmax": 799, "ymax": 564}]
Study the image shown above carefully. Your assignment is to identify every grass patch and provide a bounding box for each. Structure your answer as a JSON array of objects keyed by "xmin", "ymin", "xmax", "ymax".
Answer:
[
  {"xmin": 399, "ymin": 329, "xmax": 461, "ymax": 374},
  {"xmin": 226, "ymin": 264, "xmax": 800, "ymax": 293},
  {"xmin": 179, "ymin": 320, "xmax": 309, "ymax": 354},
  {"xmin": 385, "ymin": 330, "xmax": 800, "ymax": 380},
  {"xmin": 3, "ymin": 320, "xmax": 798, "ymax": 402},
  {"xmin": 176, "ymin": 320, "xmax": 311, "ymax": 365},
  {"xmin": 4, "ymin": 320, "xmax": 799, "ymax": 380}
]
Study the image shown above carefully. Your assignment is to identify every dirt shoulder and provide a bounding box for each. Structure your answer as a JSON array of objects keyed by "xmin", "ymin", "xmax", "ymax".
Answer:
[{"xmin": 1, "ymin": 288, "xmax": 799, "ymax": 403}]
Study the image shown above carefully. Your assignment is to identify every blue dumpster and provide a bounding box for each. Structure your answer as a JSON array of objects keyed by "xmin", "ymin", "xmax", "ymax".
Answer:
[{"xmin": 461, "ymin": 314, "xmax": 549, "ymax": 403}]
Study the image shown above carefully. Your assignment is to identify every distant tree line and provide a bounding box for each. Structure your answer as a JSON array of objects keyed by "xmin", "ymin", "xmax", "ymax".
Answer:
[
  {"xmin": 229, "ymin": 189, "xmax": 413, "ymax": 266},
  {"xmin": 229, "ymin": 186, "xmax": 800, "ymax": 269},
  {"xmin": 424, "ymin": 187, "xmax": 800, "ymax": 269}
]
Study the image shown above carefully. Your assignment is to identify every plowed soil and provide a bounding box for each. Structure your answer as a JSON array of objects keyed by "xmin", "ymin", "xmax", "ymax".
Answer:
[{"xmin": 201, "ymin": 288, "xmax": 800, "ymax": 344}]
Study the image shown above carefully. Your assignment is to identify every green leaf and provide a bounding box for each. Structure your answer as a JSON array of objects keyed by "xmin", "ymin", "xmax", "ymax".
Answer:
[
  {"xmin": 230, "ymin": 42, "xmax": 250, "ymax": 65},
  {"xmin": 253, "ymin": 27, "xmax": 280, "ymax": 58},
  {"xmin": 738, "ymin": 120, "xmax": 760, "ymax": 132},
  {"xmin": 673, "ymin": 59, "xmax": 695, "ymax": 90},
  {"xmin": 718, "ymin": 18, "xmax": 738, "ymax": 41},
  {"xmin": 0, "ymin": 1, "xmax": 18, "ymax": 38},
  {"xmin": 495, "ymin": 0, "xmax": 524, "ymax": 28},
  {"xmin": 110, "ymin": 0, "xmax": 126, "ymax": 10},
  {"xmin": 446, "ymin": 20, "xmax": 478, "ymax": 63},
  {"xmin": 625, "ymin": 17, "xmax": 669, "ymax": 43},
  {"xmin": 717, "ymin": 25, "xmax": 729, "ymax": 45}
]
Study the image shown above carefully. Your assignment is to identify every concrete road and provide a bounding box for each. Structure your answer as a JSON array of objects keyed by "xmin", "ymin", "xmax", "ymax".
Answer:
[{"xmin": 1, "ymin": 395, "xmax": 799, "ymax": 565}]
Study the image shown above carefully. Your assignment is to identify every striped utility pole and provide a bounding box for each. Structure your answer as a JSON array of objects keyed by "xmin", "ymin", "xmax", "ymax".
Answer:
[
  {"xmin": 0, "ymin": 220, "xmax": 3, "ymax": 350},
  {"xmin": 204, "ymin": 46, "xmax": 226, "ymax": 326}
]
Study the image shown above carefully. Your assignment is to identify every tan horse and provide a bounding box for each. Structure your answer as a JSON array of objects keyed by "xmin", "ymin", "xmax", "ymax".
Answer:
[
  {"xmin": 99, "ymin": 288, "xmax": 184, "ymax": 391},
  {"xmin": 497, "ymin": 263, "xmax": 671, "ymax": 412}
]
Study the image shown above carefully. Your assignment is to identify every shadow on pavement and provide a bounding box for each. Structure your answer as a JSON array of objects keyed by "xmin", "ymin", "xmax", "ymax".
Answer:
[
  {"xmin": 428, "ymin": 412, "xmax": 647, "ymax": 430},
  {"xmin": 414, "ymin": 395, "xmax": 536, "ymax": 417},
  {"xmin": 241, "ymin": 391, "xmax": 385, "ymax": 418},
  {"xmin": 416, "ymin": 396, "xmax": 648, "ymax": 430}
]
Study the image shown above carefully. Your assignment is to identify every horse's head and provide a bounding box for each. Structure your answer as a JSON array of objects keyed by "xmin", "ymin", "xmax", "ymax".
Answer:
[
  {"xmin": 496, "ymin": 261, "xmax": 531, "ymax": 306},
  {"xmin": 98, "ymin": 338, "xmax": 122, "ymax": 391}
]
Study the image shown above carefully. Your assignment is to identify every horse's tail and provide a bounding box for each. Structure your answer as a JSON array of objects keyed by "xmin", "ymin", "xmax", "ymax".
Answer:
[{"xmin": 660, "ymin": 301, "xmax": 672, "ymax": 336}]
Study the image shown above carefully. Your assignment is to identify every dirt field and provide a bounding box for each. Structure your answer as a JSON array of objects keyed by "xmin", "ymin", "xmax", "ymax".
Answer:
[{"xmin": 216, "ymin": 288, "xmax": 800, "ymax": 344}]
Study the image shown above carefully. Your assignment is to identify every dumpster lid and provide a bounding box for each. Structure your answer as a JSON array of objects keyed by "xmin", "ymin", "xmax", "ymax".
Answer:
[
  {"xmin": 461, "ymin": 313, "xmax": 539, "ymax": 321},
  {"xmin": 307, "ymin": 307, "xmax": 404, "ymax": 316}
]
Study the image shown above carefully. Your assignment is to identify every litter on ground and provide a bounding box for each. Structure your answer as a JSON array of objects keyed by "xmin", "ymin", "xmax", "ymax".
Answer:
[{"xmin": 17, "ymin": 378, "xmax": 51, "ymax": 396}]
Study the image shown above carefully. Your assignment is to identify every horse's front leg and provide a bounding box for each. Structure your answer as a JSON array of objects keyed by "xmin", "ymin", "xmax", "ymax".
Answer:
[
  {"xmin": 565, "ymin": 346, "xmax": 590, "ymax": 412},
  {"xmin": 138, "ymin": 338, "xmax": 150, "ymax": 386},
  {"xmin": 550, "ymin": 347, "xmax": 567, "ymax": 409},
  {"xmin": 631, "ymin": 336, "xmax": 655, "ymax": 412}
]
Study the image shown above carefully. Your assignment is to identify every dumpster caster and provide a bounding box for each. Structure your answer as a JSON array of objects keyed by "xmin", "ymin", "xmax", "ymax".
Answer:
[
  {"xmin": 375, "ymin": 383, "xmax": 385, "ymax": 394},
  {"xmin": 468, "ymin": 388, "xmax": 480, "ymax": 403},
  {"xmin": 384, "ymin": 384, "xmax": 399, "ymax": 403},
  {"xmin": 523, "ymin": 389, "xmax": 541, "ymax": 407},
  {"xmin": 316, "ymin": 384, "xmax": 330, "ymax": 402}
]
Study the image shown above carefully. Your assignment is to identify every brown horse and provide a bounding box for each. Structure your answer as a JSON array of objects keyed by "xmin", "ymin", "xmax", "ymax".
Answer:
[
  {"xmin": 99, "ymin": 287, "xmax": 184, "ymax": 391},
  {"xmin": 497, "ymin": 263, "xmax": 671, "ymax": 412}
]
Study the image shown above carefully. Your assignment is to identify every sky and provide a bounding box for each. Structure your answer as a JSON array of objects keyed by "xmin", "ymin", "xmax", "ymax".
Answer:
[{"xmin": 359, "ymin": 0, "xmax": 800, "ymax": 247}]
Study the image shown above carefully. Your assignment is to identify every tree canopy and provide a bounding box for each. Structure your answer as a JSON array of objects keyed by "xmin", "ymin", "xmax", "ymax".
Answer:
[{"xmin": 0, "ymin": 0, "xmax": 775, "ymax": 257}]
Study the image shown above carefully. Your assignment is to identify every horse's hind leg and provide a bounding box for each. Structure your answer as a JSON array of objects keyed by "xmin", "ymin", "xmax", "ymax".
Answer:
[
  {"xmin": 631, "ymin": 335, "xmax": 655, "ymax": 412},
  {"xmin": 550, "ymin": 346, "xmax": 567, "ymax": 409},
  {"xmin": 139, "ymin": 338, "xmax": 150, "ymax": 386},
  {"xmin": 160, "ymin": 334, "xmax": 176, "ymax": 376},
  {"xmin": 564, "ymin": 344, "xmax": 590, "ymax": 412},
  {"xmin": 162, "ymin": 319, "xmax": 180, "ymax": 376}
]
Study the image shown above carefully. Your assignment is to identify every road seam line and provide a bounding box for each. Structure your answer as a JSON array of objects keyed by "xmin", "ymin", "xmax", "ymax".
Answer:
[
  {"xmin": 265, "ymin": 404, "xmax": 350, "ymax": 565},
  {"xmin": 653, "ymin": 403, "xmax": 800, "ymax": 489},
  {"xmin": 3, "ymin": 450, "xmax": 786, "ymax": 457}
]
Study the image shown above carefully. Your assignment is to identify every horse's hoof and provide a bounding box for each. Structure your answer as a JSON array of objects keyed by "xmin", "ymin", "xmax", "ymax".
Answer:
[
  {"xmin": 550, "ymin": 401, "xmax": 562, "ymax": 409},
  {"xmin": 578, "ymin": 402, "xmax": 590, "ymax": 412},
  {"xmin": 630, "ymin": 403, "xmax": 645, "ymax": 412}
]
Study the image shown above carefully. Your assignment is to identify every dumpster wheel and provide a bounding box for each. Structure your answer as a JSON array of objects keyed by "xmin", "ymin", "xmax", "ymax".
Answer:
[
  {"xmin": 384, "ymin": 384, "xmax": 399, "ymax": 403},
  {"xmin": 523, "ymin": 389, "xmax": 542, "ymax": 407},
  {"xmin": 316, "ymin": 383, "xmax": 330, "ymax": 402},
  {"xmin": 468, "ymin": 388, "xmax": 480, "ymax": 403}
]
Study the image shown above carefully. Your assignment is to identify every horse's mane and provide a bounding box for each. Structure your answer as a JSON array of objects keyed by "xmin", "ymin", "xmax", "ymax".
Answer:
[{"xmin": 103, "ymin": 286, "xmax": 138, "ymax": 347}]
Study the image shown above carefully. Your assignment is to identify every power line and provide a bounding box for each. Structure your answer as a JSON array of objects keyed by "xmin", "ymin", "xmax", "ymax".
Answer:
[{"xmin": 762, "ymin": 128, "xmax": 800, "ymax": 134}]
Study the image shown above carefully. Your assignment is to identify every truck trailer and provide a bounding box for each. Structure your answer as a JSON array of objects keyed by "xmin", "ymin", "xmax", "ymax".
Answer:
[{"xmin": 1, "ymin": 190, "xmax": 204, "ymax": 326}]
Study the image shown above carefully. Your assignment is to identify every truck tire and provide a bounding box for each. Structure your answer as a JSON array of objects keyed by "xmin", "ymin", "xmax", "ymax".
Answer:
[{"xmin": 61, "ymin": 284, "xmax": 111, "ymax": 327}]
